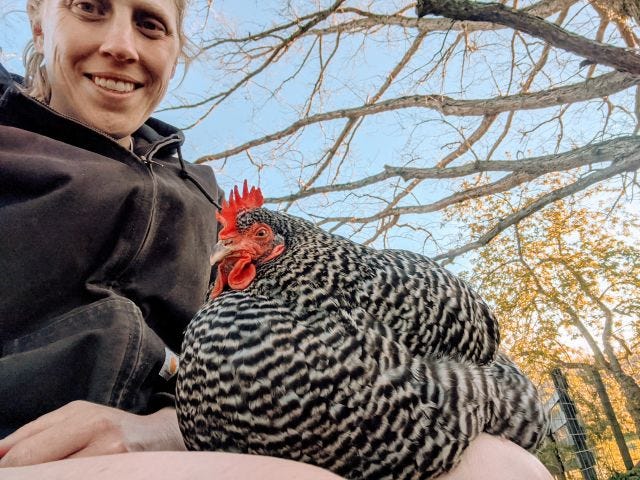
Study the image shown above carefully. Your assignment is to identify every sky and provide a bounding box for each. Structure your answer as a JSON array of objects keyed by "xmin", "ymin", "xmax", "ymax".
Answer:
[{"xmin": 0, "ymin": 0, "xmax": 459, "ymax": 251}]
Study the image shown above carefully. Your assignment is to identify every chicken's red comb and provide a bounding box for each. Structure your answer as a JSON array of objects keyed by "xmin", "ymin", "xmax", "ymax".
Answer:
[{"xmin": 216, "ymin": 180, "xmax": 264, "ymax": 238}]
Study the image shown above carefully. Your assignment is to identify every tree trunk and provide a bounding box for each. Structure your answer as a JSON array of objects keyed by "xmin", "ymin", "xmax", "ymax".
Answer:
[
  {"xmin": 606, "ymin": 367, "xmax": 640, "ymax": 438},
  {"xmin": 588, "ymin": 367, "xmax": 635, "ymax": 469},
  {"xmin": 560, "ymin": 260, "xmax": 640, "ymax": 438}
]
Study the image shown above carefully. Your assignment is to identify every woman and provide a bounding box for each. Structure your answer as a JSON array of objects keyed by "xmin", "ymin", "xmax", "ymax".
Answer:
[
  {"xmin": 0, "ymin": 0, "xmax": 552, "ymax": 477},
  {"xmin": 0, "ymin": 0, "xmax": 221, "ymax": 454}
]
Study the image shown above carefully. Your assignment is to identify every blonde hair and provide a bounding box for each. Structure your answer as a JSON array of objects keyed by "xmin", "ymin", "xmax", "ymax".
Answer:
[{"xmin": 23, "ymin": 0, "xmax": 193, "ymax": 103}]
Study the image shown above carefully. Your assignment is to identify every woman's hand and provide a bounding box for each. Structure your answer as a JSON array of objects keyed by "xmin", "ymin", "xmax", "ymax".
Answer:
[{"xmin": 0, "ymin": 401, "xmax": 186, "ymax": 467}]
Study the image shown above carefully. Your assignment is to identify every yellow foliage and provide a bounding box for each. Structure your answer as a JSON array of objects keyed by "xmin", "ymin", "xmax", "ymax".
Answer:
[{"xmin": 450, "ymin": 178, "xmax": 640, "ymax": 470}]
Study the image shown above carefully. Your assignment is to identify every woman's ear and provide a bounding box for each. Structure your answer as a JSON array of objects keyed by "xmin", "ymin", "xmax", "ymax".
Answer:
[
  {"xmin": 32, "ymin": 23, "xmax": 44, "ymax": 53},
  {"xmin": 27, "ymin": 0, "xmax": 44, "ymax": 53}
]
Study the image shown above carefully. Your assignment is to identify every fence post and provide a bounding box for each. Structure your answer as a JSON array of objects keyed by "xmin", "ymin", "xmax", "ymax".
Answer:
[{"xmin": 551, "ymin": 368, "xmax": 598, "ymax": 480}]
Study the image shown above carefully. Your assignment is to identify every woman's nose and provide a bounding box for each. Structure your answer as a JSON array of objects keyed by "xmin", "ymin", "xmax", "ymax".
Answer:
[{"xmin": 98, "ymin": 15, "xmax": 139, "ymax": 63}]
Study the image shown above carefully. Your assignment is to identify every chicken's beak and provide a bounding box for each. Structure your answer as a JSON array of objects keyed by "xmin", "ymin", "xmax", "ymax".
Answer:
[{"xmin": 210, "ymin": 241, "xmax": 233, "ymax": 266}]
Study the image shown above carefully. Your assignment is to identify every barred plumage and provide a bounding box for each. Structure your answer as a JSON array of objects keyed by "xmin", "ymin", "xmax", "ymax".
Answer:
[
  {"xmin": 176, "ymin": 186, "xmax": 548, "ymax": 479},
  {"xmin": 215, "ymin": 208, "xmax": 499, "ymax": 364}
]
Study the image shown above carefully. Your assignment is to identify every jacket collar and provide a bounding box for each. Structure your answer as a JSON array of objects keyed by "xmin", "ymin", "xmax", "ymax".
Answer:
[{"xmin": 0, "ymin": 62, "xmax": 184, "ymax": 159}]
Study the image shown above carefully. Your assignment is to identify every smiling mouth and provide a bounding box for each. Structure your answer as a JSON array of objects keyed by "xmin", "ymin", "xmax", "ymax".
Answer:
[{"xmin": 85, "ymin": 74, "xmax": 143, "ymax": 93}]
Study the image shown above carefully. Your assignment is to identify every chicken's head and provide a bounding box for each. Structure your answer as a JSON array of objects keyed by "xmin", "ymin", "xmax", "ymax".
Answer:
[{"xmin": 210, "ymin": 181, "xmax": 285, "ymax": 298}]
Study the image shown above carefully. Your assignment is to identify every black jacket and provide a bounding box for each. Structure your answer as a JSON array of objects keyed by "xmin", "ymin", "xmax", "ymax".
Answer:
[{"xmin": 0, "ymin": 64, "xmax": 222, "ymax": 432}]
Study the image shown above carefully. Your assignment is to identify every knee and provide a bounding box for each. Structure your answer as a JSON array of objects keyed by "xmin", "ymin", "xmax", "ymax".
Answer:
[{"xmin": 438, "ymin": 434, "xmax": 552, "ymax": 480}]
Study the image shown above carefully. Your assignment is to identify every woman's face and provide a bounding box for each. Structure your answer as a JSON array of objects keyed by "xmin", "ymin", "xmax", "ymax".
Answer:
[{"xmin": 32, "ymin": 0, "xmax": 181, "ymax": 142}]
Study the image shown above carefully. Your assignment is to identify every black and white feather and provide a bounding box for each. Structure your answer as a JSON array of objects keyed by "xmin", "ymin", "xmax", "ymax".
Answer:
[{"xmin": 176, "ymin": 208, "xmax": 548, "ymax": 479}]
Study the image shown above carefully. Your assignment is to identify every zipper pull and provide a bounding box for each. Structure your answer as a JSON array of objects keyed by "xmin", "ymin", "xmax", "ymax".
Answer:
[{"xmin": 142, "ymin": 156, "xmax": 165, "ymax": 167}]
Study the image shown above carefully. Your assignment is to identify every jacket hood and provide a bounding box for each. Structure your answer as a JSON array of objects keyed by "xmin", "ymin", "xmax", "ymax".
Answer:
[{"xmin": 0, "ymin": 62, "xmax": 25, "ymax": 98}]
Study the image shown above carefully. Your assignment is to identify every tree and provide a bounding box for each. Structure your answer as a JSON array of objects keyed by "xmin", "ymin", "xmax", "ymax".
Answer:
[
  {"xmin": 450, "ymin": 185, "xmax": 640, "ymax": 437},
  {"xmin": 158, "ymin": 0, "xmax": 639, "ymax": 260}
]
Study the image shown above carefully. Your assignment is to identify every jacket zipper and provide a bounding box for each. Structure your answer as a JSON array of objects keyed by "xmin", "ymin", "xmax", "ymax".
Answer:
[{"xmin": 127, "ymin": 138, "xmax": 182, "ymax": 272}]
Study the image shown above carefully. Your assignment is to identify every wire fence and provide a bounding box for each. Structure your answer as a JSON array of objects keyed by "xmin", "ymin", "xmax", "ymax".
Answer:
[{"xmin": 539, "ymin": 369, "xmax": 639, "ymax": 480}]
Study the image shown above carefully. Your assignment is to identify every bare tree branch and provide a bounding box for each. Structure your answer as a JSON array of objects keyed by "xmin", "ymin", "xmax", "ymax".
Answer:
[
  {"xmin": 150, "ymin": 0, "xmax": 640, "ymax": 263},
  {"xmin": 432, "ymin": 150, "xmax": 640, "ymax": 262},
  {"xmin": 385, "ymin": 135, "xmax": 640, "ymax": 180},
  {"xmin": 264, "ymin": 135, "xmax": 639, "ymax": 205},
  {"xmin": 308, "ymin": 0, "xmax": 578, "ymax": 36},
  {"xmin": 161, "ymin": 0, "xmax": 348, "ymax": 125},
  {"xmin": 283, "ymin": 30, "xmax": 429, "ymax": 210},
  {"xmin": 196, "ymin": 71, "xmax": 640, "ymax": 163},
  {"xmin": 416, "ymin": 0, "xmax": 640, "ymax": 73}
]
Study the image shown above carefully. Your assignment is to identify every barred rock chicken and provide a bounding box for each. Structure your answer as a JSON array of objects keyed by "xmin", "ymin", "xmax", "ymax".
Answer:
[{"xmin": 176, "ymin": 182, "xmax": 548, "ymax": 479}]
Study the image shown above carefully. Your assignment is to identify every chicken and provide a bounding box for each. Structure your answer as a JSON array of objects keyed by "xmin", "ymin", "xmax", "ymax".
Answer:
[{"xmin": 176, "ymin": 182, "xmax": 548, "ymax": 479}]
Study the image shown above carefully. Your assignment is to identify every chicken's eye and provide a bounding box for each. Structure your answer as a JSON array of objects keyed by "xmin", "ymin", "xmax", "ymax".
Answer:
[{"xmin": 255, "ymin": 227, "xmax": 269, "ymax": 238}]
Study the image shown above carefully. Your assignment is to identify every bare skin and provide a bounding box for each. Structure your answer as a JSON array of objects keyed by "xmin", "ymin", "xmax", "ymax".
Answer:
[
  {"xmin": 438, "ymin": 434, "xmax": 553, "ymax": 480},
  {"xmin": 0, "ymin": 421, "xmax": 552, "ymax": 480},
  {"xmin": 0, "ymin": 452, "xmax": 344, "ymax": 480}
]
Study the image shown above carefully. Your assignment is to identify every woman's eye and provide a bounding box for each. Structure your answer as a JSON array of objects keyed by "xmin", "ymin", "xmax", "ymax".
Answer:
[
  {"xmin": 136, "ymin": 17, "xmax": 168, "ymax": 37},
  {"xmin": 70, "ymin": 0, "xmax": 104, "ymax": 17}
]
